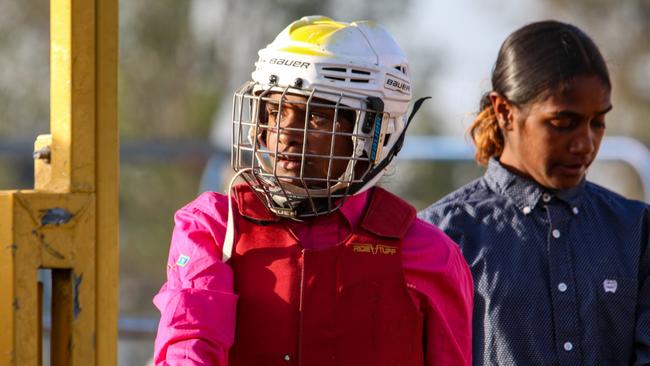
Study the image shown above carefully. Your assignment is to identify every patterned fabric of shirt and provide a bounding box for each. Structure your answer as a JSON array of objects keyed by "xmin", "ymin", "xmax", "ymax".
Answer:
[{"xmin": 419, "ymin": 158, "xmax": 650, "ymax": 366}]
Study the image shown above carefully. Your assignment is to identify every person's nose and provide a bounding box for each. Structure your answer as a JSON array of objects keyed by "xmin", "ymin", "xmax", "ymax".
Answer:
[{"xmin": 569, "ymin": 123, "xmax": 596, "ymax": 156}]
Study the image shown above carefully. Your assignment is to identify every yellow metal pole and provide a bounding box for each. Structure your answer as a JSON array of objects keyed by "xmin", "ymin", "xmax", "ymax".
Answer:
[
  {"xmin": 0, "ymin": 194, "xmax": 18, "ymax": 365},
  {"xmin": 50, "ymin": 0, "xmax": 96, "ymax": 194},
  {"xmin": 0, "ymin": 0, "xmax": 118, "ymax": 364},
  {"xmin": 95, "ymin": 0, "xmax": 119, "ymax": 364}
]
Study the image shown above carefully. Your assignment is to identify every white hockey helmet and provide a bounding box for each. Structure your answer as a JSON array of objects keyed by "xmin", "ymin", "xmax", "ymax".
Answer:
[{"xmin": 232, "ymin": 15, "xmax": 420, "ymax": 219}]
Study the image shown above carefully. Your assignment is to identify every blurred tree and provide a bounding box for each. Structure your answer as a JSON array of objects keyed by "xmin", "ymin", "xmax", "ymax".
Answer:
[
  {"xmin": 0, "ymin": 0, "xmax": 49, "ymax": 139},
  {"xmin": 120, "ymin": 0, "xmax": 216, "ymax": 139}
]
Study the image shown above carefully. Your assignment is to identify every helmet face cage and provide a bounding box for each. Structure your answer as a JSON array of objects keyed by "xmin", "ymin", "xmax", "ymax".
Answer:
[{"xmin": 232, "ymin": 81, "xmax": 385, "ymax": 219}]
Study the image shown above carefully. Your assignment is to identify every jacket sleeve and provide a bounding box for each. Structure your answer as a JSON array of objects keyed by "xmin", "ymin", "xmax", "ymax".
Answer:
[
  {"xmin": 402, "ymin": 220, "xmax": 474, "ymax": 366},
  {"xmin": 153, "ymin": 193, "xmax": 238, "ymax": 365}
]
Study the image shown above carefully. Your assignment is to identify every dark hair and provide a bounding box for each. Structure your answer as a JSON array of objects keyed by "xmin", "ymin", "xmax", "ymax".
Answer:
[{"xmin": 470, "ymin": 20, "xmax": 611, "ymax": 165}]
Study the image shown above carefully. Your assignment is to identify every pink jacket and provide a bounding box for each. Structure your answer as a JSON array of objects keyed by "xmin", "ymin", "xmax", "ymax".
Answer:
[{"xmin": 153, "ymin": 190, "xmax": 473, "ymax": 365}]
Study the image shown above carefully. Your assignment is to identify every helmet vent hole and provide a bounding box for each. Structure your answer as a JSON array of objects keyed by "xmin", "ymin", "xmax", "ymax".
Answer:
[
  {"xmin": 383, "ymin": 133, "xmax": 391, "ymax": 146},
  {"xmin": 324, "ymin": 76, "xmax": 346, "ymax": 82},
  {"xmin": 323, "ymin": 67, "xmax": 347, "ymax": 73},
  {"xmin": 321, "ymin": 66, "xmax": 372, "ymax": 84}
]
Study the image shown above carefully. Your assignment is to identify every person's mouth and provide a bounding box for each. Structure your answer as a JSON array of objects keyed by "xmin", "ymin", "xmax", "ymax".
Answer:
[
  {"xmin": 275, "ymin": 152, "xmax": 302, "ymax": 171},
  {"xmin": 278, "ymin": 158, "xmax": 301, "ymax": 171},
  {"xmin": 556, "ymin": 161, "xmax": 588, "ymax": 176}
]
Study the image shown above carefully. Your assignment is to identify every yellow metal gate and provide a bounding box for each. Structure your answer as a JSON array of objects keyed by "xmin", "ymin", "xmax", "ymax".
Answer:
[{"xmin": 0, "ymin": 0, "xmax": 118, "ymax": 364}]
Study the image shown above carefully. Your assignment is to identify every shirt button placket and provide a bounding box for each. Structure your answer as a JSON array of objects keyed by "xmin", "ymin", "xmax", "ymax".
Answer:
[{"xmin": 546, "ymin": 204, "xmax": 582, "ymax": 363}]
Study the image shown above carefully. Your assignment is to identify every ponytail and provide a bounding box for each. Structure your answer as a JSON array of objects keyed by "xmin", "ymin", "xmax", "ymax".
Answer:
[{"xmin": 468, "ymin": 93, "xmax": 504, "ymax": 165}]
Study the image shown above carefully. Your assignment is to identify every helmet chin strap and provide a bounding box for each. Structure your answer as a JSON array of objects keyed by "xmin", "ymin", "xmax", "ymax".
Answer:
[{"xmin": 394, "ymin": 97, "xmax": 432, "ymax": 155}]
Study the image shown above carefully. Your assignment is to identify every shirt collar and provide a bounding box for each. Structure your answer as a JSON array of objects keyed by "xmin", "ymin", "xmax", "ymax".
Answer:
[
  {"xmin": 554, "ymin": 178, "xmax": 586, "ymax": 207},
  {"xmin": 484, "ymin": 158, "xmax": 585, "ymax": 210}
]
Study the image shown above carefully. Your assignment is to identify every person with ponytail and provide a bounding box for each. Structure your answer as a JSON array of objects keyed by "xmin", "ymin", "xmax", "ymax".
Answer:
[{"xmin": 420, "ymin": 20, "xmax": 650, "ymax": 365}]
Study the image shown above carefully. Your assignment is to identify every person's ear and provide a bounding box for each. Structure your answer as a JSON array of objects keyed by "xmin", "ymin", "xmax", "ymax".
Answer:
[{"xmin": 489, "ymin": 92, "xmax": 515, "ymax": 131}]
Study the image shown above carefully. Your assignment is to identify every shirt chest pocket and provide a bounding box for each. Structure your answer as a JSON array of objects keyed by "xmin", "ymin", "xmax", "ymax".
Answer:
[{"xmin": 597, "ymin": 277, "xmax": 638, "ymax": 362}]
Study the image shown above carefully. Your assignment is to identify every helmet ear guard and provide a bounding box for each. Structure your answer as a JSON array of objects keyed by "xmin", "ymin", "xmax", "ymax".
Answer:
[
  {"xmin": 231, "ymin": 16, "xmax": 418, "ymax": 219},
  {"xmin": 347, "ymin": 96, "xmax": 431, "ymax": 195}
]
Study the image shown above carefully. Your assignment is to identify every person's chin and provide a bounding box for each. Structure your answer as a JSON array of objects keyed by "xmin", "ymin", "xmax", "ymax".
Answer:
[
  {"xmin": 549, "ymin": 165, "xmax": 587, "ymax": 189},
  {"xmin": 547, "ymin": 175, "xmax": 584, "ymax": 190},
  {"xmin": 275, "ymin": 171, "xmax": 322, "ymax": 188},
  {"xmin": 555, "ymin": 164, "xmax": 586, "ymax": 178},
  {"xmin": 276, "ymin": 171, "xmax": 302, "ymax": 184}
]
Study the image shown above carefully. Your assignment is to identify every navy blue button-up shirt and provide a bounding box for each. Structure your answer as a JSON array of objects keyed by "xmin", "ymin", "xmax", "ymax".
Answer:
[{"xmin": 419, "ymin": 158, "xmax": 650, "ymax": 366}]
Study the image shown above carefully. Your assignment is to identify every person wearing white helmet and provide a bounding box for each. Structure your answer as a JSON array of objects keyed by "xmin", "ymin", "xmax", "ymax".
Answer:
[{"xmin": 153, "ymin": 16, "xmax": 473, "ymax": 365}]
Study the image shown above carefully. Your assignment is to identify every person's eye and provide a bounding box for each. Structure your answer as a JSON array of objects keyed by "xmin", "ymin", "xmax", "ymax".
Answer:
[
  {"xmin": 265, "ymin": 104, "xmax": 279, "ymax": 114},
  {"xmin": 548, "ymin": 118, "xmax": 575, "ymax": 130},
  {"xmin": 264, "ymin": 106, "xmax": 279, "ymax": 125},
  {"xmin": 309, "ymin": 112, "xmax": 331, "ymax": 125},
  {"xmin": 591, "ymin": 118, "xmax": 606, "ymax": 130}
]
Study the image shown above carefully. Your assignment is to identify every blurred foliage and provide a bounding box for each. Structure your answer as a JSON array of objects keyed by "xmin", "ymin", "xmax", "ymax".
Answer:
[
  {"xmin": 0, "ymin": 1, "xmax": 49, "ymax": 138},
  {"xmin": 120, "ymin": 1, "xmax": 217, "ymax": 139},
  {"xmin": 120, "ymin": 160, "xmax": 206, "ymax": 316},
  {"xmin": 0, "ymin": 158, "xmax": 33, "ymax": 189}
]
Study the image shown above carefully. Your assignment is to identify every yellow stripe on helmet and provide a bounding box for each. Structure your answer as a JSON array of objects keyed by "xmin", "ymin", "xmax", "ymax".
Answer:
[
  {"xmin": 282, "ymin": 17, "xmax": 352, "ymax": 57},
  {"xmin": 278, "ymin": 45, "xmax": 329, "ymax": 57}
]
